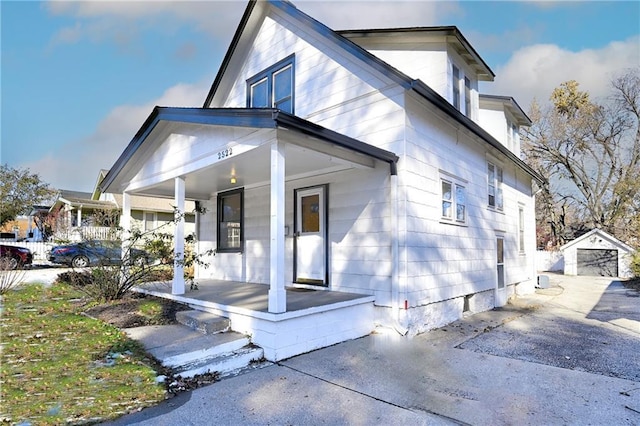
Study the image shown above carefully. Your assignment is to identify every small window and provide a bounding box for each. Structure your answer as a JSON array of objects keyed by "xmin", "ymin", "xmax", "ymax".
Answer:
[
  {"xmin": 452, "ymin": 65, "xmax": 460, "ymax": 110},
  {"xmin": 518, "ymin": 206, "xmax": 525, "ymax": 253},
  {"xmin": 247, "ymin": 56, "xmax": 295, "ymax": 113},
  {"xmin": 464, "ymin": 77, "xmax": 471, "ymax": 117},
  {"xmin": 488, "ymin": 162, "xmax": 503, "ymax": 210},
  {"xmin": 143, "ymin": 212, "xmax": 156, "ymax": 232},
  {"xmin": 441, "ymin": 179, "xmax": 466, "ymax": 223},
  {"xmin": 217, "ymin": 188, "xmax": 243, "ymax": 252}
]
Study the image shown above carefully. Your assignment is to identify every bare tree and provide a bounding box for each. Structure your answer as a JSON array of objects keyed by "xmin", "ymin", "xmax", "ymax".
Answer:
[{"xmin": 522, "ymin": 70, "xmax": 640, "ymax": 247}]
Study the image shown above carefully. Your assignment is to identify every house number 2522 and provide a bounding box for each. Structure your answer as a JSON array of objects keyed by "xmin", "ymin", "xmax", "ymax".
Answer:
[{"xmin": 217, "ymin": 147, "xmax": 233, "ymax": 160}]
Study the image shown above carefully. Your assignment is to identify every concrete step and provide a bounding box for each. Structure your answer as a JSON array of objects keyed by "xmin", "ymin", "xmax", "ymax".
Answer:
[
  {"xmin": 173, "ymin": 345, "xmax": 265, "ymax": 379},
  {"xmin": 176, "ymin": 310, "xmax": 230, "ymax": 335},
  {"xmin": 125, "ymin": 324, "xmax": 266, "ymax": 379}
]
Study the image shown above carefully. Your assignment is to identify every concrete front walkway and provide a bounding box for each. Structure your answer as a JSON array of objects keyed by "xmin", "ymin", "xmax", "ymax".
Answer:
[{"xmin": 104, "ymin": 274, "xmax": 640, "ymax": 426}]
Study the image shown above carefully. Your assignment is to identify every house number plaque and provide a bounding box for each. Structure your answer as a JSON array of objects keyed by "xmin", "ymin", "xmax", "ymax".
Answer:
[{"xmin": 217, "ymin": 147, "xmax": 233, "ymax": 160}]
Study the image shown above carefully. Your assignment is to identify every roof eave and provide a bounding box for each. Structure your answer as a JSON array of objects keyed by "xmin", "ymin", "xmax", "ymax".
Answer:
[{"xmin": 410, "ymin": 80, "xmax": 544, "ymax": 186}]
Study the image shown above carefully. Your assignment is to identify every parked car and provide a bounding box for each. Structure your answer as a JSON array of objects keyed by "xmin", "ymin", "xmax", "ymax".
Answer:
[
  {"xmin": 48, "ymin": 241, "xmax": 151, "ymax": 268},
  {"xmin": 0, "ymin": 244, "xmax": 34, "ymax": 269}
]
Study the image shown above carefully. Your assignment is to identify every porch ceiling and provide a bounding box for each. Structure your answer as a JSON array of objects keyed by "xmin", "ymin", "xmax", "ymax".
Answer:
[
  {"xmin": 129, "ymin": 126, "xmax": 380, "ymax": 200},
  {"xmin": 102, "ymin": 108, "xmax": 398, "ymax": 200}
]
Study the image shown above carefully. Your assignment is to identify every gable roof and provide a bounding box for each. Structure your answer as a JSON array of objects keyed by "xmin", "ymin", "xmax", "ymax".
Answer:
[
  {"xmin": 100, "ymin": 107, "xmax": 399, "ymax": 193},
  {"xmin": 50, "ymin": 194, "xmax": 117, "ymax": 213},
  {"xmin": 479, "ymin": 94, "xmax": 532, "ymax": 126},
  {"xmin": 337, "ymin": 26, "xmax": 495, "ymax": 81},
  {"xmin": 201, "ymin": 0, "xmax": 543, "ymax": 186},
  {"xmin": 560, "ymin": 228, "xmax": 634, "ymax": 253}
]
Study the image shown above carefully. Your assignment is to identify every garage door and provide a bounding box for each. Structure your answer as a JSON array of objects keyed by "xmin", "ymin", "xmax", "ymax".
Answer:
[{"xmin": 577, "ymin": 249, "xmax": 618, "ymax": 277}]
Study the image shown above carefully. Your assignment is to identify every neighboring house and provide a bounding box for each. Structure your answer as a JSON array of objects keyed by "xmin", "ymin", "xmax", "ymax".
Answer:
[
  {"xmin": 99, "ymin": 0, "xmax": 543, "ymax": 359},
  {"xmin": 561, "ymin": 228, "xmax": 634, "ymax": 278},
  {"xmin": 0, "ymin": 216, "xmax": 30, "ymax": 241},
  {"xmin": 49, "ymin": 190, "xmax": 120, "ymax": 241},
  {"xmin": 93, "ymin": 170, "xmax": 197, "ymax": 239},
  {"xmin": 49, "ymin": 172, "xmax": 196, "ymax": 242}
]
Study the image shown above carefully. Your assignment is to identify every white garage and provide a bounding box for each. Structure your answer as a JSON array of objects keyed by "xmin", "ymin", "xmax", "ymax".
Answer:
[{"xmin": 561, "ymin": 229, "xmax": 635, "ymax": 278}]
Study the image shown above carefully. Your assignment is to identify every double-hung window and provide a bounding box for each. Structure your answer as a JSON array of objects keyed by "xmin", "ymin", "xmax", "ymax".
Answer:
[
  {"xmin": 464, "ymin": 77, "xmax": 471, "ymax": 117},
  {"xmin": 247, "ymin": 56, "xmax": 294, "ymax": 113},
  {"xmin": 488, "ymin": 162, "xmax": 504, "ymax": 210},
  {"xmin": 217, "ymin": 188, "xmax": 243, "ymax": 252},
  {"xmin": 441, "ymin": 179, "xmax": 466, "ymax": 223},
  {"xmin": 452, "ymin": 65, "xmax": 461, "ymax": 110}
]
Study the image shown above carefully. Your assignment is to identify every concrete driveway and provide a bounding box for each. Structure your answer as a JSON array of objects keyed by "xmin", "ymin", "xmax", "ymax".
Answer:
[
  {"xmin": 15, "ymin": 263, "xmax": 71, "ymax": 287},
  {"xmin": 104, "ymin": 274, "xmax": 640, "ymax": 425}
]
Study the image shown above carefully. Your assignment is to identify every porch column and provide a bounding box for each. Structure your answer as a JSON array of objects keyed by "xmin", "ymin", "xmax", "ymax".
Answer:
[
  {"xmin": 269, "ymin": 141, "xmax": 286, "ymax": 313},
  {"xmin": 76, "ymin": 206, "xmax": 82, "ymax": 227},
  {"xmin": 173, "ymin": 176, "xmax": 186, "ymax": 295}
]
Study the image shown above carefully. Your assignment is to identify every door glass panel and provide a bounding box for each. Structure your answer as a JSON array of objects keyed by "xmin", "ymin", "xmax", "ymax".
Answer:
[{"xmin": 301, "ymin": 194, "xmax": 320, "ymax": 233}]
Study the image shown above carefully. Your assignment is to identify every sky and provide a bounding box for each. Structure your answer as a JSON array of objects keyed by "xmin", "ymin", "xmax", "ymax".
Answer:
[{"xmin": 2, "ymin": 0, "xmax": 639, "ymax": 193}]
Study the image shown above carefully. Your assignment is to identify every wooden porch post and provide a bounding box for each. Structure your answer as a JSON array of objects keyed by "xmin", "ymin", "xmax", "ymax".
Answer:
[
  {"xmin": 173, "ymin": 176, "xmax": 186, "ymax": 295},
  {"xmin": 269, "ymin": 141, "xmax": 286, "ymax": 313}
]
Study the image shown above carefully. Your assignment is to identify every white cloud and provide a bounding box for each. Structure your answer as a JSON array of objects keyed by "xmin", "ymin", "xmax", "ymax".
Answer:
[
  {"xmin": 20, "ymin": 80, "xmax": 210, "ymax": 191},
  {"xmin": 485, "ymin": 36, "xmax": 640, "ymax": 110},
  {"xmin": 46, "ymin": 0, "xmax": 459, "ymax": 48},
  {"xmin": 46, "ymin": 0, "xmax": 246, "ymax": 45}
]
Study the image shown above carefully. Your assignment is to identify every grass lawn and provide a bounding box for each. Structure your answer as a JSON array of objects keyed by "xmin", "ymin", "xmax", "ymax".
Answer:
[{"xmin": 0, "ymin": 283, "xmax": 167, "ymax": 425}]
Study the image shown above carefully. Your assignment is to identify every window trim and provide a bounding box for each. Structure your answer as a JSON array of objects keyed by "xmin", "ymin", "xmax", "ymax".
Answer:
[
  {"xmin": 518, "ymin": 205, "xmax": 525, "ymax": 254},
  {"xmin": 464, "ymin": 76, "xmax": 471, "ymax": 118},
  {"xmin": 440, "ymin": 174, "xmax": 467, "ymax": 225},
  {"xmin": 488, "ymin": 162, "xmax": 504, "ymax": 211},
  {"xmin": 246, "ymin": 55, "xmax": 295, "ymax": 114},
  {"xmin": 216, "ymin": 188, "xmax": 244, "ymax": 253},
  {"xmin": 452, "ymin": 64, "xmax": 460, "ymax": 110}
]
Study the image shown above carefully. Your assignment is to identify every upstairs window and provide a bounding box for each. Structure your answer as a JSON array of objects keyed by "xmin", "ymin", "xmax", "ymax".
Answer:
[
  {"xmin": 441, "ymin": 178, "xmax": 466, "ymax": 223},
  {"xmin": 247, "ymin": 56, "xmax": 295, "ymax": 113},
  {"xmin": 217, "ymin": 188, "xmax": 244, "ymax": 252},
  {"xmin": 464, "ymin": 77, "xmax": 471, "ymax": 117},
  {"xmin": 488, "ymin": 162, "xmax": 504, "ymax": 210},
  {"xmin": 452, "ymin": 65, "xmax": 461, "ymax": 110}
]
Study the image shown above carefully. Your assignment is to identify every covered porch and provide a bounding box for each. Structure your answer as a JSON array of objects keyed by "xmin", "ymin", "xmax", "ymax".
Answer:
[
  {"xmin": 100, "ymin": 107, "xmax": 398, "ymax": 360},
  {"xmin": 134, "ymin": 279, "xmax": 375, "ymax": 361}
]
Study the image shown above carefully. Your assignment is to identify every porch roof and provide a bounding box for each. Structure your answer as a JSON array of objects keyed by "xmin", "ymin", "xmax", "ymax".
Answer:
[{"xmin": 100, "ymin": 107, "xmax": 399, "ymax": 196}]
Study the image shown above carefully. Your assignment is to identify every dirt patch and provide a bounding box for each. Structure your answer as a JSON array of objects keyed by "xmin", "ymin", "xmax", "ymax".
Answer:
[{"xmin": 84, "ymin": 294, "xmax": 190, "ymax": 328}]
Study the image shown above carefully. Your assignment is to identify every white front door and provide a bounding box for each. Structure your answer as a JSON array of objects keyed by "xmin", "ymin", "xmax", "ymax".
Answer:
[
  {"xmin": 294, "ymin": 185, "xmax": 327, "ymax": 286},
  {"xmin": 495, "ymin": 237, "xmax": 507, "ymax": 306}
]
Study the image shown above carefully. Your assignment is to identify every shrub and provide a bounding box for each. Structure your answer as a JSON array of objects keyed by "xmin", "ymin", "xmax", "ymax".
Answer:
[
  {"xmin": 0, "ymin": 257, "xmax": 25, "ymax": 295},
  {"xmin": 630, "ymin": 251, "xmax": 640, "ymax": 278}
]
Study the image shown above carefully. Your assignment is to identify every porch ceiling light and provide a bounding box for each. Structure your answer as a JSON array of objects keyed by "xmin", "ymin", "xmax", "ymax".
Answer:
[{"xmin": 230, "ymin": 176, "xmax": 237, "ymax": 184}]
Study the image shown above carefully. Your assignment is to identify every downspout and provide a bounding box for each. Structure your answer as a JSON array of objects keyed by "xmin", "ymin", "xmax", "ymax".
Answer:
[{"xmin": 390, "ymin": 169, "xmax": 408, "ymax": 336}]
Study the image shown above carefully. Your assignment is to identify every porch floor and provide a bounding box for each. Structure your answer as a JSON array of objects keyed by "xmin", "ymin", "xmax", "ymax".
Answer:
[{"xmin": 136, "ymin": 279, "xmax": 372, "ymax": 313}]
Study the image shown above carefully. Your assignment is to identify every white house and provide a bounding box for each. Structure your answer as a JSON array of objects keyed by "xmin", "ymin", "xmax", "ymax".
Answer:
[
  {"xmin": 561, "ymin": 228, "xmax": 635, "ymax": 278},
  {"xmin": 100, "ymin": 0, "xmax": 543, "ymax": 360}
]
